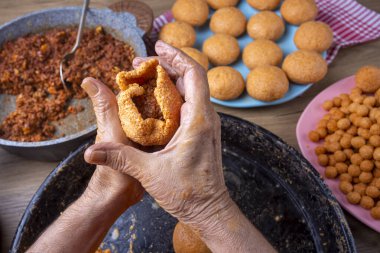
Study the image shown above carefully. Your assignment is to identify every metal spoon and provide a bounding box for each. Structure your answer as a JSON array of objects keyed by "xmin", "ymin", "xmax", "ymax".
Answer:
[{"xmin": 59, "ymin": 0, "xmax": 90, "ymax": 91}]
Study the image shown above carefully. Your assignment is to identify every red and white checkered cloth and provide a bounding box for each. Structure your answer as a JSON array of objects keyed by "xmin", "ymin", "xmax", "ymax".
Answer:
[{"xmin": 145, "ymin": 0, "xmax": 380, "ymax": 64}]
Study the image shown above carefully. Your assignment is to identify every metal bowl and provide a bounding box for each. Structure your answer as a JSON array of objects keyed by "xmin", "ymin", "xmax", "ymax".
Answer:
[
  {"xmin": 10, "ymin": 113, "xmax": 356, "ymax": 253},
  {"xmin": 0, "ymin": 7, "xmax": 147, "ymax": 161}
]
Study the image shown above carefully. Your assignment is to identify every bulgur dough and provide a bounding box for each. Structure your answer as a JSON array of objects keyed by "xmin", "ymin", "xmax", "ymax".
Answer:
[
  {"xmin": 247, "ymin": 11, "xmax": 285, "ymax": 41},
  {"xmin": 294, "ymin": 21, "xmax": 333, "ymax": 52},
  {"xmin": 159, "ymin": 22, "xmax": 196, "ymax": 48},
  {"xmin": 173, "ymin": 222, "xmax": 211, "ymax": 253},
  {"xmin": 247, "ymin": 0, "xmax": 281, "ymax": 11},
  {"xmin": 210, "ymin": 7, "xmax": 246, "ymax": 37},
  {"xmin": 243, "ymin": 39, "xmax": 283, "ymax": 69},
  {"xmin": 202, "ymin": 34, "xmax": 240, "ymax": 66},
  {"xmin": 207, "ymin": 66, "xmax": 245, "ymax": 100},
  {"xmin": 280, "ymin": 0, "xmax": 318, "ymax": 25},
  {"xmin": 246, "ymin": 66, "xmax": 289, "ymax": 101},
  {"xmin": 207, "ymin": 0, "xmax": 239, "ymax": 9},
  {"xmin": 282, "ymin": 50, "xmax": 327, "ymax": 84},
  {"xmin": 181, "ymin": 47, "xmax": 209, "ymax": 70},
  {"xmin": 172, "ymin": 0, "xmax": 209, "ymax": 26},
  {"xmin": 355, "ymin": 65, "xmax": 380, "ymax": 93},
  {"xmin": 116, "ymin": 59, "xmax": 183, "ymax": 146}
]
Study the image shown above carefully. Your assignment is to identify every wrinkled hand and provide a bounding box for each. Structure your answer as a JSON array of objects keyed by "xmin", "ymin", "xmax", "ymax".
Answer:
[
  {"xmin": 81, "ymin": 77, "xmax": 143, "ymax": 208},
  {"xmin": 84, "ymin": 41, "xmax": 233, "ymax": 230}
]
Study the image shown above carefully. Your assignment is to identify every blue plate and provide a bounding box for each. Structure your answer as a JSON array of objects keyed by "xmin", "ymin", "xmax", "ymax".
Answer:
[{"xmin": 192, "ymin": 1, "xmax": 327, "ymax": 108}]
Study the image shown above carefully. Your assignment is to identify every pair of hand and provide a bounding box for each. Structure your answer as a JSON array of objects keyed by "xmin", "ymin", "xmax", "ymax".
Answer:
[{"xmin": 83, "ymin": 41, "xmax": 232, "ymax": 230}]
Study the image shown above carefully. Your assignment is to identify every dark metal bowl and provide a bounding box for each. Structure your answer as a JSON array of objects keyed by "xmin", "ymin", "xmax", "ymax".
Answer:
[
  {"xmin": 10, "ymin": 113, "xmax": 356, "ymax": 253},
  {"xmin": 0, "ymin": 7, "xmax": 147, "ymax": 161}
]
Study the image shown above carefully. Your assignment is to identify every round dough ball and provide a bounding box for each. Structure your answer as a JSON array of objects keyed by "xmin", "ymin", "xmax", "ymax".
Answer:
[
  {"xmin": 181, "ymin": 47, "xmax": 209, "ymax": 70},
  {"xmin": 159, "ymin": 22, "xmax": 196, "ymax": 48},
  {"xmin": 243, "ymin": 39, "xmax": 283, "ymax": 69},
  {"xmin": 282, "ymin": 50, "xmax": 328, "ymax": 84},
  {"xmin": 280, "ymin": 0, "xmax": 318, "ymax": 25},
  {"xmin": 172, "ymin": 0, "xmax": 209, "ymax": 26},
  {"xmin": 355, "ymin": 65, "xmax": 380, "ymax": 93},
  {"xmin": 294, "ymin": 21, "xmax": 333, "ymax": 52},
  {"xmin": 173, "ymin": 222, "xmax": 211, "ymax": 253},
  {"xmin": 210, "ymin": 7, "xmax": 246, "ymax": 37},
  {"xmin": 202, "ymin": 34, "xmax": 240, "ymax": 65},
  {"xmin": 247, "ymin": 11, "xmax": 285, "ymax": 41},
  {"xmin": 207, "ymin": 0, "xmax": 239, "ymax": 9},
  {"xmin": 246, "ymin": 66, "xmax": 289, "ymax": 101},
  {"xmin": 247, "ymin": 0, "xmax": 281, "ymax": 10},
  {"xmin": 207, "ymin": 66, "xmax": 245, "ymax": 100}
]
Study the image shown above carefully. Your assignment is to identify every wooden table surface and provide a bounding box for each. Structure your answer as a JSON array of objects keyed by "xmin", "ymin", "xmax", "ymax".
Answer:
[{"xmin": 0, "ymin": 0, "xmax": 379, "ymax": 252}]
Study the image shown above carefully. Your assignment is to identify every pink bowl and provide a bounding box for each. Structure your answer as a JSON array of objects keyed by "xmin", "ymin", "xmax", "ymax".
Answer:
[{"xmin": 296, "ymin": 75, "xmax": 380, "ymax": 233}]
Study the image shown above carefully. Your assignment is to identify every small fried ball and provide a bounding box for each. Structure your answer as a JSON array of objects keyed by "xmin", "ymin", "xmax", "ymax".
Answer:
[
  {"xmin": 356, "ymin": 105, "xmax": 369, "ymax": 117},
  {"xmin": 340, "ymin": 135, "xmax": 352, "ymax": 149},
  {"xmin": 336, "ymin": 162, "xmax": 348, "ymax": 174},
  {"xmin": 328, "ymin": 155, "xmax": 337, "ymax": 166},
  {"xmin": 371, "ymin": 207, "xmax": 380, "ymax": 220},
  {"xmin": 318, "ymin": 119, "xmax": 328, "ymax": 128},
  {"xmin": 348, "ymin": 164, "xmax": 361, "ymax": 177},
  {"xmin": 359, "ymin": 117, "xmax": 372, "ymax": 129},
  {"xmin": 346, "ymin": 126, "xmax": 358, "ymax": 135},
  {"xmin": 358, "ymin": 128, "xmax": 370, "ymax": 140},
  {"xmin": 339, "ymin": 181, "xmax": 353, "ymax": 194},
  {"xmin": 210, "ymin": 7, "xmax": 247, "ymax": 37},
  {"xmin": 172, "ymin": 0, "xmax": 209, "ymax": 26},
  {"xmin": 340, "ymin": 173, "xmax": 352, "ymax": 182},
  {"xmin": 369, "ymin": 135, "xmax": 380, "ymax": 147},
  {"xmin": 247, "ymin": 11, "xmax": 285, "ymax": 41},
  {"xmin": 359, "ymin": 145, "xmax": 374, "ymax": 160},
  {"xmin": 315, "ymin": 146, "xmax": 326, "ymax": 155},
  {"xmin": 159, "ymin": 22, "xmax": 196, "ymax": 48},
  {"xmin": 351, "ymin": 87, "xmax": 363, "ymax": 95},
  {"xmin": 374, "ymin": 168, "xmax": 380, "ymax": 178},
  {"xmin": 243, "ymin": 40, "xmax": 283, "ymax": 69},
  {"xmin": 333, "ymin": 97, "xmax": 342, "ymax": 107},
  {"xmin": 316, "ymin": 127, "xmax": 327, "ymax": 138},
  {"xmin": 247, "ymin": 0, "xmax": 281, "ymax": 10},
  {"xmin": 280, "ymin": 0, "xmax": 318, "ymax": 25},
  {"xmin": 337, "ymin": 118, "xmax": 351, "ymax": 130},
  {"xmin": 370, "ymin": 124, "xmax": 380, "ymax": 135},
  {"xmin": 308, "ymin": 131, "xmax": 320, "ymax": 142},
  {"xmin": 366, "ymin": 186, "xmax": 380, "ymax": 198},
  {"xmin": 326, "ymin": 120, "xmax": 338, "ymax": 133},
  {"xmin": 203, "ymin": 34, "xmax": 240, "ymax": 66},
  {"xmin": 334, "ymin": 150, "xmax": 346, "ymax": 162},
  {"xmin": 343, "ymin": 149, "xmax": 354, "ymax": 159},
  {"xmin": 351, "ymin": 136, "xmax": 365, "ymax": 149},
  {"xmin": 207, "ymin": 0, "xmax": 239, "ymax": 9},
  {"xmin": 322, "ymin": 100, "xmax": 333, "ymax": 111},
  {"xmin": 346, "ymin": 191, "xmax": 361, "ymax": 205},
  {"xmin": 374, "ymin": 178, "xmax": 380, "ymax": 188},
  {"xmin": 325, "ymin": 142, "xmax": 341, "ymax": 153},
  {"xmin": 282, "ymin": 50, "xmax": 328, "ymax": 84},
  {"xmin": 359, "ymin": 171, "xmax": 373, "ymax": 184},
  {"xmin": 181, "ymin": 47, "xmax": 209, "ymax": 71},
  {"xmin": 373, "ymin": 147, "xmax": 380, "ymax": 161},
  {"xmin": 355, "ymin": 65, "xmax": 380, "ymax": 93},
  {"xmin": 363, "ymin": 97, "xmax": 376, "ymax": 107},
  {"xmin": 360, "ymin": 196, "xmax": 375, "ymax": 209},
  {"xmin": 294, "ymin": 21, "xmax": 333, "ymax": 52},
  {"xmin": 325, "ymin": 166, "xmax": 338, "ymax": 179},
  {"xmin": 360, "ymin": 160, "xmax": 374, "ymax": 172},
  {"xmin": 354, "ymin": 183, "xmax": 367, "ymax": 196},
  {"xmin": 207, "ymin": 67, "xmax": 245, "ymax": 100}
]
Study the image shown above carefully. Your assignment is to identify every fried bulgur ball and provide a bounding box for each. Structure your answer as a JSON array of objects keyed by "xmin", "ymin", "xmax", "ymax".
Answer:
[
  {"xmin": 242, "ymin": 40, "xmax": 283, "ymax": 69},
  {"xmin": 280, "ymin": 0, "xmax": 318, "ymax": 25},
  {"xmin": 282, "ymin": 50, "xmax": 328, "ymax": 84},
  {"xmin": 322, "ymin": 100, "xmax": 333, "ymax": 110},
  {"xmin": 374, "ymin": 147, "xmax": 380, "ymax": 161},
  {"xmin": 247, "ymin": 0, "xmax": 281, "ymax": 10},
  {"xmin": 210, "ymin": 7, "xmax": 246, "ymax": 37},
  {"xmin": 355, "ymin": 65, "xmax": 380, "ymax": 93},
  {"xmin": 339, "ymin": 173, "xmax": 352, "ymax": 182},
  {"xmin": 159, "ymin": 22, "xmax": 196, "ymax": 48},
  {"xmin": 339, "ymin": 181, "xmax": 353, "ymax": 194},
  {"xmin": 360, "ymin": 160, "xmax": 374, "ymax": 172},
  {"xmin": 366, "ymin": 185, "xmax": 380, "ymax": 198},
  {"xmin": 325, "ymin": 166, "xmax": 338, "ymax": 179},
  {"xmin": 359, "ymin": 171, "xmax": 373, "ymax": 184},
  {"xmin": 336, "ymin": 162, "xmax": 348, "ymax": 174},
  {"xmin": 207, "ymin": 0, "xmax": 239, "ymax": 9},
  {"xmin": 207, "ymin": 66, "xmax": 245, "ymax": 100},
  {"xmin": 359, "ymin": 145, "xmax": 374, "ymax": 160},
  {"xmin": 351, "ymin": 136, "xmax": 365, "ymax": 149},
  {"xmin": 246, "ymin": 11, "xmax": 285, "ymax": 41},
  {"xmin": 348, "ymin": 164, "xmax": 361, "ymax": 177},
  {"xmin": 354, "ymin": 183, "xmax": 367, "ymax": 196},
  {"xmin": 308, "ymin": 131, "xmax": 320, "ymax": 142},
  {"xmin": 371, "ymin": 207, "xmax": 380, "ymax": 220},
  {"xmin": 246, "ymin": 66, "xmax": 289, "ymax": 101},
  {"xmin": 346, "ymin": 191, "xmax": 361, "ymax": 205},
  {"xmin": 202, "ymin": 34, "xmax": 240, "ymax": 66},
  {"xmin": 294, "ymin": 21, "xmax": 333, "ymax": 52},
  {"xmin": 360, "ymin": 195, "xmax": 375, "ymax": 209},
  {"xmin": 181, "ymin": 47, "xmax": 209, "ymax": 71},
  {"xmin": 337, "ymin": 118, "xmax": 351, "ymax": 130},
  {"xmin": 172, "ymin": 0, "xmax": 209, "ymax": 26},
  {"xmin": 315, "ymin": 146, "xmax": 326, "ymax": 155}
]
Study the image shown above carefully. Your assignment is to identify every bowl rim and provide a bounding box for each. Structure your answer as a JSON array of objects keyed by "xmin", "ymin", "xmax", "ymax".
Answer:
[{"xmin": 0, "ymin": 6, "xmax": 147, "ymax": 147}]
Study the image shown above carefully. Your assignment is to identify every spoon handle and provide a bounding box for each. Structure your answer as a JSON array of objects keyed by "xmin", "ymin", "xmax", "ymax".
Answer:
[{"xmin": 71, "ymin": 0, "xmax": 90, "ymax": 54}]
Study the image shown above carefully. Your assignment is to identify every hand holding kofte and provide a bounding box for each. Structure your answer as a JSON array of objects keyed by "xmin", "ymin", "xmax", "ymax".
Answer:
[{"xmin": 116, "ymin": 59, "xmax": 183, "ymax": 146}]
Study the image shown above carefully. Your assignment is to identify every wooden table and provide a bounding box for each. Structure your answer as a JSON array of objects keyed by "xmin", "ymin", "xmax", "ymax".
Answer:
[{"xmin": 0, "ymin": 0, "xmax": 379, "ymax": 252}]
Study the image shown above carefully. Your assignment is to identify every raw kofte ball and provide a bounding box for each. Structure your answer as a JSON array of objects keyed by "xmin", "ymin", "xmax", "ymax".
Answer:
[
  {"xmin": 246, "ymin": 11, "xmax": 285, "ymax": 41},
  {"xmin": 181, "ymin": 47, "xmax": 209, "ymax": 70},
  {"xmin": 282, "ymin": 50, "xmax": 328, "ymax": 84},
  {"xmin": 280, "ymin": 0, "xmax": 318, "ymax": 25},
  {"xmin": 159, "ymin": 22, "xmax": 196, "ymax": 48},
  {"xmin": 210, "ymin": 7, "xmax": 247, "ymax": 37},
  {"xmin": 247, "ymin": 0, "xmax": 281, "ymax": 11},
  {"xmin": 207, "ymin": 0, "xmax": 239, "ymax": 9},
  {"xmin": 172, "ymin": 0, "xmax": 209, "ymax": 26},
  {"xmin": 294, "ymin": 21, "xmax": 334, "ymax": 52},
  {"xmin": 207, "ymin": 66, "xmax": 245, "ymax": 100},
  {"xmin": 202, "ymin": 34, "xmax": 240, "ymax": 65},
  {"xmin": 355, "ymin": 65, "xmax": 380, "ymax": 93},
  {"xmin": 243, "ymin": 39, "xmax": 283, "ymax": 69},
  {"xmin": 246, "ymin": 66, "xmax": 289, "ymax": 101}
]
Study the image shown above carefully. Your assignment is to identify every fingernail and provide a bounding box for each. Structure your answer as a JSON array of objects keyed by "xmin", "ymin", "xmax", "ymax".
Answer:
[
  {"xmin": 81, "ymin": 80, "xmax": 99, "ymax": 96},
  {"xmin": 90, "ymin": 150, "xmax": 107, "ymax": 164}
]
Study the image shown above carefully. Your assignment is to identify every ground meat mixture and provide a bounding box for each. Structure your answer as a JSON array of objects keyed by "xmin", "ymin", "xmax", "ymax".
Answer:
[
  {"xmin": 132, "ymin": 79, "xmax": 164, "ymax": 120},
  {"xmin": 0, "ymin": 26, "xmax": 135, "ymax": 141}
]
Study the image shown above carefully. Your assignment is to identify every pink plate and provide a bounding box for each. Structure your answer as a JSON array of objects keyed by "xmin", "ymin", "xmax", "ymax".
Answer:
[{"xmin": 296, "ymin": 75, "xmax": 380, "ymax": 233}]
